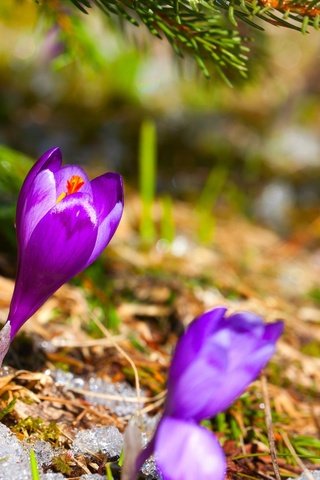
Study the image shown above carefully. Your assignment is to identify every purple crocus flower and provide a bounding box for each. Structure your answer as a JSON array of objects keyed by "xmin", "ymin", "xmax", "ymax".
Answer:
[
  {"xmin": 0, "ymin": 147, "xmax": 123, "ymax": 364},
  {"xmin": 40, "ymin": 26, "xmax": 65, "ymax": 63},
  {"xmin": 135, "ymin": 307, "xmax": 283, "ymax": 480}
]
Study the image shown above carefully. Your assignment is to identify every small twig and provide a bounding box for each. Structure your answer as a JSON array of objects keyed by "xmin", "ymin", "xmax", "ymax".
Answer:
[
  {"xmin": 51, "ymin": 335, "xmax": 125, "ymax": 348},
  {"xmin": 257, "ymin": 472, "xmax": 279, "ymax": 480},
  {"xmin": 261, "ymin": 375, "xmax": 281, "ymax": 480},
  {"xmin": 37, "ymin": 394, "xmax": 122, "ymax": 423},
  {"xmin": 37, "ymin": 394, "xmax": 86, "ymax": 406},
  {"xmin": 121, "ymin": 397, "xmax": 166, "ymax": 421},
  {"xmin": 133, "ymin": 397, "xmax": 165, "ymax": 416},
  {"xmin": 73, "ymin": 457, "xmax": 91, "ymax": 474},
  {"xmin": 68, "ymin": 387, "xmax": 166, "ymax": 404},
  {"xmin": 91, "ymin": 315, "xmax": 142, "ymax": 416},
  {"xmin": 311, "ymin": 405, "xmax": 320, "ymax": 437},
  {"xmin": 281, "ymin": 431, "xmax": 315, "ymax": 480}
]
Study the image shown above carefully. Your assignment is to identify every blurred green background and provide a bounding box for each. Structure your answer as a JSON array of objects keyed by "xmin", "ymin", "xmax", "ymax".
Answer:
[{"xmin": 0, "ymin": 0, "xmax": 320, "ymax": 268}]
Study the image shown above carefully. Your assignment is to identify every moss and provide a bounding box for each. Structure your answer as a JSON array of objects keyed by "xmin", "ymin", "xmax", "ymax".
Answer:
[
  {"xmin": 0, "ymin": 398, "xmax": 16, "ymax": 421},
  {"xmin": 308, "ymin": 287, "xmax": 320, "ymax": 305},
  {"xmin": 301, "ymin": 340, "xmax": 320, "ymax": 358},
  {"xmin": 51, "ymin": 454, "xmax": 73, "ymax": 475},
  {"xmin": 13, "ymin": 417, "xmax": 60, "ymax": 444}
]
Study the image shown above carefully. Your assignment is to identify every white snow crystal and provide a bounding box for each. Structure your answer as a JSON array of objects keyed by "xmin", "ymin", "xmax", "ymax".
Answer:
[{"xmin": 72, "ymin": 426, "xmax": 123, "ymax": 458}]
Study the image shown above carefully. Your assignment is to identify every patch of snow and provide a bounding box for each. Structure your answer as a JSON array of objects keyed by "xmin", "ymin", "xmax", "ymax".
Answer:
[
  {"xmin": 51, "ymin": 370, "xmax": 142, "ymax": 417},
  {"xmin": 0, "ymin": 422, "xmax": 32, "ymax": 480},
  {"xmin": 72, "ymin": 426, "xmax": 123, "ymax": 458},
  {"xmin": 42, "ymin": 474, "xmax": 65, "ymax": 480},
  {"xmin": 142, "ymin": 456, "xmax": 163, "ymax": 479},
  {"xmin": 289, "ymin": 472, "xmax": 320, "ymax": 480}
]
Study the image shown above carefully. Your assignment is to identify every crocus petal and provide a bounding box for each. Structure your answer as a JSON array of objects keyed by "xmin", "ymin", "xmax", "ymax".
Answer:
[
  {"xmin": 17, "ymin": 169, "xmax": 57, "ymax": 249},
  {"xmin": 8, "ymin": 193, "xmax": 98, "ymax": 337},
  {"xmin": 85, "ymin": 173, "xmax": 124, "ymax": 266},
  {"xmin": 225, "ymin": 312, "xmax": 283, "ymax": 371},
  {"xmin": 154, "ymin": 418, "xmax": 226, "ymax": 480},
  {"xmin": 16, "ymin": 147, "xmax": 62, "ymax": 237},
  {"xmin": 168, "ymin": 307, "xmax": 227, "ymax": 383},
  {"xmin": 166, "ymin": 352, "xmax": 228, "ymax": 420},
  {"xmin": 166, "ymin": 308, "xmax": 283, "ymax": 421},
  {"xmin": 20, "ymin": 147, "xmax": 62, "ymax": 188},
  {"xmin": 262, "ymin": 319, "xmax": 285, "ymax": 342}
]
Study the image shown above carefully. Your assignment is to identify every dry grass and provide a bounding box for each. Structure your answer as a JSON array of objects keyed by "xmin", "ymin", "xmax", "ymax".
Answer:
[{"xmin": 0, "ymin": 194, "xmax": 319, "ymax": 478}]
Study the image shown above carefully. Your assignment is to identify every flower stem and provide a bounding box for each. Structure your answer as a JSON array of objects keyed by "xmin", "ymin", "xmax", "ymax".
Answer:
[{"xmin": 0, "ymin": 322, "xmax": 11, "ymax": 368}]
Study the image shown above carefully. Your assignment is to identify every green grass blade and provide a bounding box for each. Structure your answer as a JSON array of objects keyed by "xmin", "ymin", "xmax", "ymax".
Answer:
[
  {"xmin": 29, "ymin": 449, "xmax": 40, "ymax": 480},
  {"xmin": 106, "ymin": 462, "xmax": 114, "ymax": 480},
  {"xmin": 139, "ymin": 119, "xmax": 157, "ymax": 245}
]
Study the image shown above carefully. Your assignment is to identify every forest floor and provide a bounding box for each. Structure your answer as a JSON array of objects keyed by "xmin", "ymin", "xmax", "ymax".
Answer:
[{"xmin": 0, "ymin": 193, "xmax": 319, "ymax": 479}]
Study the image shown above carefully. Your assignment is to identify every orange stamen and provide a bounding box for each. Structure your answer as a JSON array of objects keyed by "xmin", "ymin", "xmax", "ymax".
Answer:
[
  {"xmin": 66, "ymin": 175, "xmax": 85, "ymax": 195},
  {"xmin": 56, "ymin": 175, "xmax": 85, "ymax": 203}
]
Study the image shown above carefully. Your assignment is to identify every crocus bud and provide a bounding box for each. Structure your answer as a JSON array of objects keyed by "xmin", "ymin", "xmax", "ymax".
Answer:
[
  {"xmin": 165, "ymin": 307, "xmax": 283, "ymax": 421},
  {"xmin": 134, "ymin": 307, "xmax": 283, "ymax": 480},
  {"xmin": 0, "ymin": 147, "xmax": 123, "ymax": 365},
  {"xmin": 40, "ymin": 25, "xmax": 65, "ymax": 64}
]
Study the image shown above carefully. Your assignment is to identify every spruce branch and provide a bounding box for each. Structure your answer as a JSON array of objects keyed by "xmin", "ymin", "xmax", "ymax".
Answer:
[
  {"xmin": 62, "ymin": 0, "xmax": 319, "ymax": 79},
  {"xmin": 68, "ymin": 0, "xmax": 249, "ymax": 81}
]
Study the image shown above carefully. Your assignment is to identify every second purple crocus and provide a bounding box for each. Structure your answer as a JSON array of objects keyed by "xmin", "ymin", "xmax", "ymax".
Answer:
[
  {"xmin": 0, "ymin": 147, "xmax": 123, "ymax": 365},
  {"xmin": 134, "ymin": 307, "xmax": 283, "ymax": 480}
]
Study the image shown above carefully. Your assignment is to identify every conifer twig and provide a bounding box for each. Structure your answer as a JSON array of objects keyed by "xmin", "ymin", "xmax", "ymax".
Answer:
[
  {"xmin": 281, "ymin": 431, "xmax": 315, "ymax": 480},
  {"xmin": 91, "ymin": 314, "xmax": 142, "ymax": 417},
  {"xmin": 47, "ymin": 0, "xmax": 320, "ymax": 80},
  {"xmin": 261, "ymin": 374, "xmax": 281, "ymax": 480}
]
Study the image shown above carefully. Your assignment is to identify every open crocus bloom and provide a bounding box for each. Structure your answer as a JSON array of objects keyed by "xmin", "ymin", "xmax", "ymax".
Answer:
[
  {"xmin": 0, "ymin": 147, "xmax": 123, "ymax": 364},
  {"xmin": 134, "ymin": 307, "xmax": 283, "ymax": 480}
]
